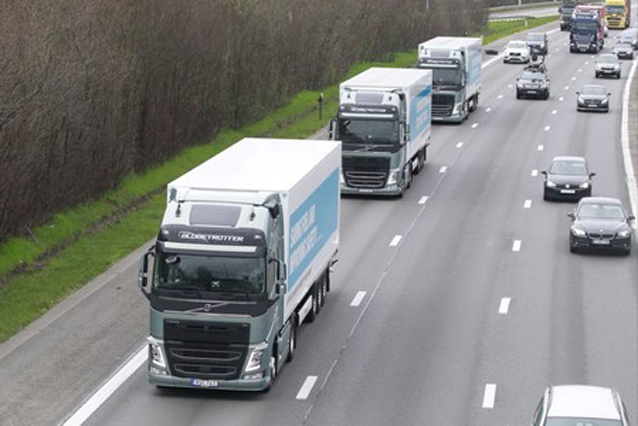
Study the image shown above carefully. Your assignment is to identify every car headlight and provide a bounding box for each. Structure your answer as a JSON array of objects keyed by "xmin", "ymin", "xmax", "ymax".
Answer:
[
  {"xmin": 578, "ymin": 97, "xmax": 586, "ymax": 105},
  {"xmin": 579, "ymin": 182, "xmax": 590, "ymax": 189},
  {"xmin": 601, "ymin": 99, "xmax": 608, "ymax": 105},
  {"xmin": 617, "ymin": 230, "xmax": 631, "ymax": 238},
  {"xmin": 571, "ymin": 227, "xmax": 587, "ymax": 237},
  {"xmin": 245, "ymin": 341, "xmax": 268, "ymax": 373},
  {"xmin": 596, "ymin": 64, "xmax": 603, "ymax": 70},
  {"xmin": 148, "ymin": 336, "xmax": 167, "ymax": 369},
  {"xmin": 546, "ymin": 180, "xmax": 557, "ymax": 188},
  {"xmin": 387, "ymin": 168, "xmax": 401, "ymax": 186}
]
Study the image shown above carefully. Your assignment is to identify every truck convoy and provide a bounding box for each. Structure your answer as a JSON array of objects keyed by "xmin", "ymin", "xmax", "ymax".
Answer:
[
  {"xmin": 605, "ymin": 0, "xmax": 631, "ymax": 29},
  {"xmin": 417, "ymin": 37, "xmax": 482, "ymax": 123},
  {"xmin": 329, "ymin": 67, "xmax": 431, "ymax": 196},
  {"xmin": 570, "ymin": 5, "xmax": 606, "ymax": 53},
  {"xmin": 138, "ymin": 137, "xmax": 341, "ymax": 391}
]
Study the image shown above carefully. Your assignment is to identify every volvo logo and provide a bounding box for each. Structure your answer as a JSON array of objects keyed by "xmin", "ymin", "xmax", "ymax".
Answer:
[{"xmin": 203, "ymin": 303, "xmax": 214, "ymax": 312}]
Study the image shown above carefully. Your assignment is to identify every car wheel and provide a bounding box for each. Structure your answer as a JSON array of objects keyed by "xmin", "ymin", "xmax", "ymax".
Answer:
[
  {"xmin": 623, "ymin": 248, "xmax": 631, "ymax": 256},
  {"xmin": 516, "ymin": 91, "xmax": 522, "ymax": 100},
  {"xmin": 595, "ymin": 72, "xmax": 600, "ymax": 78},
  {"xmin": 617, "ymin": 72, "xmax": 621, "ymax": 79},
  {"xmin": 570, "ymin": 245, "xmax": 579, "ymax": 253},
  {"xmin": 544, "ymin": 91, "xmax": 550, "ymax": 100},
  {"xmin": 543, "ymin": 191, "xmax": 550, "ymax": 201}
]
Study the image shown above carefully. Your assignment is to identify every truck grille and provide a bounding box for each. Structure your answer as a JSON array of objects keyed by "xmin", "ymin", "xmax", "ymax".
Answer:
[
  {"xmin": 343, "ymin": 156, "xmax": 390, "ymax": 189},
  {"xmin": 432, "ymin": 94, "xmax": 455, "ymax": 117},
  {"xmin": 164, "ymin": 320, "xmax": 250, "ymax": 380}
]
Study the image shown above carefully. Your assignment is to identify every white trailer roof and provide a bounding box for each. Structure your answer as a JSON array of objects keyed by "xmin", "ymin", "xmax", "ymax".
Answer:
[
  {"xmin": 419, "ymin": 37, "xmax": 482, "ymax": 50},
  {"xmin": 169, "ymin": 138, "xmax": 340, "ymax": 192},
  {"xmin": 341, "ymin": 67, "xmax": 430, "ymax": 89}
]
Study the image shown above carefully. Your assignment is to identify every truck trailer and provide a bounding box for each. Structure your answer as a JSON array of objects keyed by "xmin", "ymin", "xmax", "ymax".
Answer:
[
  {"xmin": 417, "ymin": 37, "xmax": 482, "ymax": 123},
  {"xmin": 570, "ymin": 6, "xmax": 606, "ymax": 53},
  {"xmin": 138, "ymin": 137, "xmax": 341, "ymax": 391},
  {"xmin": 605, "ymin": 0, "xmax": 631, "ymax": 29},
  {"xmin": 329, "ymin": 67, "xmax": 431, "ymax": 196}
]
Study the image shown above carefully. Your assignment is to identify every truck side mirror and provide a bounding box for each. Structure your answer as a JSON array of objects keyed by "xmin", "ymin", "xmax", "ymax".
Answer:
[
  {"xmin": 328, "ymin": 117, "xmax": 338, "ymax": 140},
  {"xmin": 138, "ymin": 248, "xmax": 154, "ymax": 298}
]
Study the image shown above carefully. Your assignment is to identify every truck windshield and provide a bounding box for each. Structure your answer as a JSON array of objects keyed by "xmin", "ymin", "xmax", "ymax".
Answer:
[
  {"xmin": 572, "ymin": 21, "xmax": 598, "ymax": 33},
  {"xmin": 561, "ymin": 6, "xmax": 574, "ymax": 15},
  {"xmin": 606, "ymin": 6, "xmax": 625, "ymax": 14},
  {"xmin": 154, "ymin": 252, "xmax": 265, "ymax": 295},
  {"xmin": 338, "ymin": 117, "xmax": 399, "ymax": 145},
  {"xmin": 425, "ymin": 67, "xmax": 461, "ymax": 87}
]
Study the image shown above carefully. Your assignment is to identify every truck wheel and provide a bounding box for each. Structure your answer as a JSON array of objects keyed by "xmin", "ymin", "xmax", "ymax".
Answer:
[
  {"xmin": 404, "ymin": 164, "xmax": 412, "ymax": 189},
  {"xmin": 286, "ymin": 317, "xmax": 296, "ymax": 363},
  {"xmin": 414, "ymin": 150, "xmax": 425, "ymax": 175},
  {"xmin": 269, "ymin": 351, "xmax": 278, "ymax": 382},
  {"xmin": 468, "ymin": 95, "xmax": 477, "ymax": 113},
  {"xmin": 306, "ymin": 285, "xmax": 319, "ymax": 323},
  {"xmin": 320, "ymin": 274, "xmax": 327, "ymax": 307}
]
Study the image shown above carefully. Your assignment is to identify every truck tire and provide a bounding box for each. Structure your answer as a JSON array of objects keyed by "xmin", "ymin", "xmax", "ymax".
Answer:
[
  {"xmin": 286, "ymin": 317, "xmax": 296, "ymax": 363},
  {"xmin": 468, "ymin": 95, "xmax": 477, "ymax": 113},
  {"xmin": 319, "ymin": 273, "xmax": 327, "ymax": 307},
  {"xmin": 414, "ymin": 149, "xmax": 425, "ymax": 175},
  {"xmin": 306, "ymin": 284, "xmax": 319, "ymax": 323}
]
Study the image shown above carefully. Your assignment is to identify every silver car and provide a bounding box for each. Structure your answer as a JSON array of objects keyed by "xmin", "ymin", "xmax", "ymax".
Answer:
[{"xmin": 531, "ymin": 385, "xmax": 631, "ymax": 425}]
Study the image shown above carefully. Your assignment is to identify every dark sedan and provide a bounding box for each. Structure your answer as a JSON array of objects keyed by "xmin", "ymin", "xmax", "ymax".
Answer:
[
  {"xmin": 569, "ymin": 197, "xmax": 634, "ymax": 255},
  {"xmin": 613, "ymin": 42, "xmax": 634, "ymax": 60},
  {"xmin": 576, "ymin": 85, "xmax": 610, "ymax": 113},
  {"xmin": 542, "ymin": 156, "xmax": 594, "ymax": 201}
]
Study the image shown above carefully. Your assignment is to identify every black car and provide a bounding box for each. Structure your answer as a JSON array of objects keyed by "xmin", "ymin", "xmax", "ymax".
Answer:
[
  {"xmin": 542, "ymin": 156, "xmax": 594, "ymax": 201},
  {"xmin": 612, "ymin": 42, "xmax": 634, "ymax": 60},
  {"xmin": 526, "ymin": 32, "xmax": 548, "ymax": 55},
  {"xmin": 576, "ymin": 85, "xmax": 610, "ymax": 113},
  {"xmin": 516, "ymin": 67, "xmax": 550, "ymax": 100},
  {"xmin": 568, "ymin": 197, "xmax": 634, "ymax": 255}
]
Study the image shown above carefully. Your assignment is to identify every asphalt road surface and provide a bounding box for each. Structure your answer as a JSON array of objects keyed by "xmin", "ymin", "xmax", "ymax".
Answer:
[{"xmin": 1, "ymin": 9, "xmax": 637, "ymax": 426}]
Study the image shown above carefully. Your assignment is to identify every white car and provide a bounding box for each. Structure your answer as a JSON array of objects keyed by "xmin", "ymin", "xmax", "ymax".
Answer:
[{"xmin": 504, "ymin": 40, "xmax": 530, "ymax": 64}]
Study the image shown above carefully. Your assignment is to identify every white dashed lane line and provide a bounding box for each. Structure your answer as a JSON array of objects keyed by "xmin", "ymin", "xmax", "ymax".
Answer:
[
  {"xmin": 524, "ymin": 199, "xmax": 532, "ymax": 209},
  {"xmin": 512, "ymin": 240, "xmax": 522, "ymax": 252},
  {"xmin": 498, "ymin": 94, "xmax": 503, "ymax": 99},
  {"xmin": 482, "ymin": 384, "xmax": 497, "ymax": 409},
  {"xmin": 439, "ymin": 166, "xmax": 448, "ymax": 173},
  {"xmin": 531, "ymin": 169, "xmax": 539, "ymax": 177},
  {"xmin": 498, "ymin": 298, "xmax": 511, "ymax": 314},
  {"xmin": 456, "ymin": 142, "xmax": 464, "ymax": 149},
  {"xmin": 486, "ymin": 107, "xmax": 492, "ymax": 113},
  {"xmin": 544, "ymin": 126, "xmax": 550, "ymax": 132},
  {"xmin": 471, "ymin": 123, "xmax": 478, "ymax": 129},
  {"xmin": 537, "ymin": 145, "xmax": 544, "ymax": 151},
  {"xmin": 296, "ymin": 376, "xmax": 318, "ymax": 400},
  {"xmin": 389, "ymin": 235, "xmax": 402, "ymax": 247},
  {"xmin": 418, "ymin": 196, "xmax": 428, "ymax": 205},
  {"xmin": 552, "ymin": 109, "xmax": 557, "ymax": 115},
  {"xmin": 564, "ymin": 85, "xmax": 570, "ymax": 90},
  {"xmin": 559, "ymin": 96, "xmax": 564, "ymax": 102},
  {"xmin": 350, "ymin": 291, "xmax": 367, "ymax": 307}
]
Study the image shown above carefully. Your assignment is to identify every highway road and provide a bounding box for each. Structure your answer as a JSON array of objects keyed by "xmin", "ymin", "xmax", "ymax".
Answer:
[
  {"xmin": 1, "ymin": 9, "xmax": 637, "ymax": 426},
  {"xmin": 490, "ymin": 5, "xmax": 560, "ymax": 21}
]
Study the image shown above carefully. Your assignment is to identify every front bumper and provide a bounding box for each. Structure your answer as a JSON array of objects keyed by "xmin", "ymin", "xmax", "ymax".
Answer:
[
  {"xmin": 596, "ymin": 68, "xmax": 620, "ymax": 77},
  {"xmin": 544, "ymin": 186, "xmax": 589, "ymax": 200},
  {"xmin": 615, "ymin": 52, "xmax": 634, "ymax": 59},
  {"xmin": 341, "ymin": 184, "xmax": 402, "ymax": 196},
  {"xmin": 149, "ymin": 369, "xmax": 270, "ymax": 391},
  {"xmin": 577, "ymin": 102, "xmax": 608, "ymax": 112},
  {"xmin": 504, "ymin": 55, "xmax": 529, "ymax": 63},
  {"xmin": 432, "ymin": 113, "xmax": 465, "ymax": 123},
  {"xmin": 570, "ymin": 234, "xmax": 631, "ymax": 251},
  {"xmin": 518, "ymin": 87, "xmax": 548, "ymax": 98}
]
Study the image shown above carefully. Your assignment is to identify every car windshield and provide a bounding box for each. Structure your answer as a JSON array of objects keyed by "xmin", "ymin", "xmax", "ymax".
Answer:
[
  {"xmin": 615, "ymin": 43, "xmax": 632, "ymax": 49},
  {"xmin": 521, "ymin": 71, "xmax": 545, "ymax": 81},
  {"xmin": 545, "ymin": 419, "xmax": 622, "ymax": 426},
  {"xmin": 550, "ymin": 160, "xmax": 587, "ymax": 175},
  {"xmin": 527, "ymin": 33, "xmax": 544, "ymax": 41},
  {"xmin": 578, "ymin": 203, "xmax": 625, "ymax": 220},
  {"xmin": 582, "ymin": 86, "xmax": 606, "ymax": 95},
  {"xmin": 154, "ymin": 252, "xmax": 266, "ymax": 294},
  {"xmin": 508, "ymin": 41, "xmax": 527, "ymax": 49},
  {"xmin": 599, "ymin": 54, "xmax": 619, "ymax": 64}
]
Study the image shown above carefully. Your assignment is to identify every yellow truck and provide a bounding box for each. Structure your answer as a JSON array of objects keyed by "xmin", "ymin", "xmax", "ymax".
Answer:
[{"xmin": 605, "ymin": 0, "xmax": 631, "ymax": 29}]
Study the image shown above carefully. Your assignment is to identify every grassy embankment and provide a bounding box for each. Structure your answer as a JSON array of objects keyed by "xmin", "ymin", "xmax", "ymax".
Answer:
[{"xmin": 0, "ymin": 15, "xmax": 558, "ymax": 343}]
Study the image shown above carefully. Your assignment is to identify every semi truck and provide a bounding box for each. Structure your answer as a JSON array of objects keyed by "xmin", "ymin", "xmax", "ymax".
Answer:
[
  {"xmin": 605, "ymin": 0, "xmax": 631, "ymax": 29},
  {"xmin": 138, "ymin": 137, "xmax": 341, "ymax": 391},
  {"xmin": 328, "ymin": 67, "xmax": 431, "ymax": 197},
  {"xmin": 570, "ymin": 6, "xmax": 605, "ymax": 53},
  {"xmin": 560, "ymin": 1, "xmax": 581, "ymax": 31},
  {"xmin": 417, "ymin": 37, "xmax": 482, "ymax": 123}
]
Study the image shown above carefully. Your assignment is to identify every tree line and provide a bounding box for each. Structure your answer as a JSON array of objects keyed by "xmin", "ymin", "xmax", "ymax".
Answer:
[{"xmin": 0, "ymin": 0, "xmax": 486, "ymax": 241}]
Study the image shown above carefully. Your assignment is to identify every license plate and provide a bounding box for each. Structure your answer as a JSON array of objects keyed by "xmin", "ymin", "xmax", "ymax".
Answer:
[
  {"xmin": 190, "ymin": 379, "xmax": 218, "ymax": 388},
  {"xmin": 561, "ymin": 189, "xmax": 576, "ymax": 194},
  {"xmin": 359, "ymin": 189, "xmax": 373, "ymax": 193},
  {"xmin": 592, "ymin": 240, "xmax": 610, "ymax": 245}
]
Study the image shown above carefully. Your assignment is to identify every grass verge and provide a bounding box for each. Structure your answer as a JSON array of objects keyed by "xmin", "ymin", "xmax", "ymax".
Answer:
[
  {"xmin": 482, "ymin": 15, "xmax": 558, "ymax": 45},
  {"xmin": 0, "ymin": 19, "xmax": 557, "ymax": 343}
]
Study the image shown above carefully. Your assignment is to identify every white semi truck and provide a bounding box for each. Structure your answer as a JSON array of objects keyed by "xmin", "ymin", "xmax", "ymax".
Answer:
[
  {"xmin": 329, "ymin": 67, "xmax": 432, "ymax": 196},
  {"xmin": 138, "ymin": 138, "xmax": 341, "ymax": 391},
  {"xmin": 417, "ymin": 37, "xmax": 482, "ymax": 123}
]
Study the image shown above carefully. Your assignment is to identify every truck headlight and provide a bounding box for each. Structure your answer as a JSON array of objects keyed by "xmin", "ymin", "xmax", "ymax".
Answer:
[
  {"xmin": 387, "ymin": 168, "xmax": 401, "ymax": 186},
  {"xmin": 148, "ymin": 337, "xmax": 167, "ymax": 369},
  {"xmin": 546, "ymin": 180, "xmax": 557, "ymax": 188},
  {"xmin": 452, "ymin": 103, "xmax": 463, "ymax": 115},
  {"xmin": 571, "ymin": 227, "xmax": 587, "ymax": 237},
  {"xmin": 579, "ymin": 182, "xmax": 590, "ymax": 189},
  {"xmin": 245, "ymin": 341, "xmax": 268, "ymax": 373},
  {"xmin": 340, "ymin": 172, "xmax": 345, "ymax": 185}
]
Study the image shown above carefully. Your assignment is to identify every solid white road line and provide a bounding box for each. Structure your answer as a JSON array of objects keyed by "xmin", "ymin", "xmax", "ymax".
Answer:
[
  {"xmin": 512, "ymin": 240, "xmax": 522, "ymax": 252},
  {"xmin": 482, "ymin": 384, "xmax": 497, "ymax": 409},
  {"xmin": 499, "ymin": 298, "xmax": 511, "ymax": 314},
  {"xmin": 418, "ymin": 196, "xmax": 429, "ymax": 205},
  {"xmin": 439, "ymin": 166, "xmax": 448, "ymax": 173},
  {"xmin": 296, "ymin": 376, "xmax": 318, "ymax": 400},
  {"xmin": 389, "ymin": 235, "xmax": 402, "ymax": 247},
  {"xmin": 531, "ymin": 169, "xmax": 538, "ymax": 177},
  {"xmin": 61, "ymin": 345, "xmax": 147, "ymax": 426},
  {"xmin": 456, "ymin": 142, "xmax": 464, "ymax": 149},
  {"xmin": 524, "ymin": 199, "xmax": 532, "ymax": 209},
  {"xmin": 350, "ymin": 291, "xmax": 367, "ymax": 307},
  {"xmin": 537, "ymin": 145, "xmax": 544, "ymax": 151},
  {"xmin": 621, "ymin": 58, "xmax": 638, "ymax": 222}
]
